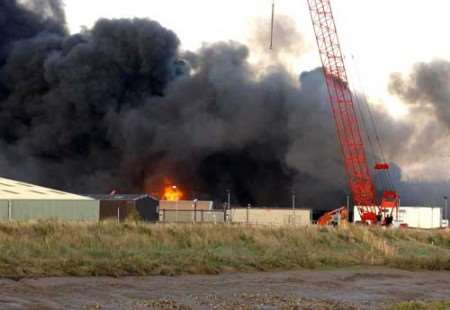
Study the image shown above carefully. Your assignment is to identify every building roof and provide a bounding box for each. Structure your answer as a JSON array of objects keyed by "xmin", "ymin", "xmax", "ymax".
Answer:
[
  {"xmin": 0, "ymin": 177, "xmax": 93, "ymax": 200},
  {"xmin": 87, "ymin": 194, "xmax": 156, "ymax": 201}
]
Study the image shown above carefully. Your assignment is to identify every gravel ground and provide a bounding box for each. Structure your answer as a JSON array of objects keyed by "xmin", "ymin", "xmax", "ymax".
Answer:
[{"xmin": 0, "ymin": 267, "xmax": 449, "ymax": 309}]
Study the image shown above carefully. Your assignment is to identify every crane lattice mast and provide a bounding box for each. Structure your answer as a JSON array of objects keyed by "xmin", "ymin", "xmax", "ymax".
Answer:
[{"xmin": 306, "ymin": 0, "xmax": 384, "ymax": 222}]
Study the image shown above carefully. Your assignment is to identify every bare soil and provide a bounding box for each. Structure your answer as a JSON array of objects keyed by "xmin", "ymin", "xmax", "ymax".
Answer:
[{"xmin": 0, "ymin": 268, "xmax": 449, "ymax": 309}]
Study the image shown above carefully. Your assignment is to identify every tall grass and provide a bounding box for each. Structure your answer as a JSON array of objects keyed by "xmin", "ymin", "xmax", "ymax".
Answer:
[{"xmin": 0, "ymin": 221, "xmax": 448, "ymax": 278}]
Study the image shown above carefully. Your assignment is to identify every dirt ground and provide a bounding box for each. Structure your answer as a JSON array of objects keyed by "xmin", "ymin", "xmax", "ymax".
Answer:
[{"xmin": 0, "ymin": 268, "xmax": 449, "ymax": 310}]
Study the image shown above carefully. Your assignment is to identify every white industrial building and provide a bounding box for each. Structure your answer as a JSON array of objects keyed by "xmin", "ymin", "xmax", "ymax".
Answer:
[
  {"xmin": 354, "ymin": 206, "xmax": 445, "ymax": 229},
  {"xmin": 0, "ymin": 177, "xmax": 99, "ymax": 221}
]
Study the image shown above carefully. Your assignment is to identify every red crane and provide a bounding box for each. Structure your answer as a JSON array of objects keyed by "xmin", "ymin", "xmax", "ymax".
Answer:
[{"xmin": 306, "ymin": 0, "xmax": 399, "ymax": 224}]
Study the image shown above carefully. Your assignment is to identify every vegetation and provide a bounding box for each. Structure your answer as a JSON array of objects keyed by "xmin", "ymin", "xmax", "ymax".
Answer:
[
  {"xmin": 0, "ymin": 221, "xmax": 448, "ymax": 278},
  {"xmin": 132, "ymin": 297, "xmax": 450, "ymax": 310},
  {"xmin": 389, "ymin": 300, "xmax": 450, "ymax": 310}
]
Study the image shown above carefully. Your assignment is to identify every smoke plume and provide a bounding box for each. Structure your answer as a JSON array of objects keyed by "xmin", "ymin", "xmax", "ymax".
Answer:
[
  {"xmin": 249, "ymin": 14, "xmax": 308, "ymax": 68},
  {"xmin": 388, "ymin": 60, "xmax": 450, "ymax": 205},
  {"xmin": 389, "ymin": 60, "xmax": 450, "ymax": 129}
]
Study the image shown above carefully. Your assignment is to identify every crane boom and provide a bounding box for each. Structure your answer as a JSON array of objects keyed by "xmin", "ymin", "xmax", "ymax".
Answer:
[
  {"xmin": 307, "ymin": 0, "xmax": 375, "ymax": 206},
  {"xmin": 263, "ymin": 0, "xmax": 399, "ymax": 223},
  {"xmin": 305, "ymin": 0, "xmax": 401, "ymax": 223}
]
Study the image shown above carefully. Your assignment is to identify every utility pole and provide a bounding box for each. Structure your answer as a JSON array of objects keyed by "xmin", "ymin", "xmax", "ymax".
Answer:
[
  {"xmin": 226, "ymin": 189, "xmax": 231, "ymax": 223},
  {"xmin": 292, "ymin": 190, "xmax": 296, "ymax": 210},
  {"xmin": 291, "ymin": 189, "xmax": 296, "ymax": 225},
  {"xmin": 193, "ymin": 199, "xmax": 198, "ymax": 223},
  {"xmin": 346, "ymin": 195, "xmax": 350, "ymax": 220},
  {"xmin": 444, "ymin": 196, "xmax": 448, "ymax": 220}
]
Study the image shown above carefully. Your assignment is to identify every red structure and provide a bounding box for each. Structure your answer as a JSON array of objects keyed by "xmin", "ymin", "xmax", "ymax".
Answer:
[{"xmin": 306, "ymin": 0, "xmax": 398, "ymax": 223}]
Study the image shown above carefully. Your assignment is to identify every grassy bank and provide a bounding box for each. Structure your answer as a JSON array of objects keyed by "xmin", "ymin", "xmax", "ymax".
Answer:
[
  {"xmin": 0, "ymin": 221, "xmax": 449, "ymax": 278},
  {"xmin": 390, "ymin": 300, "xmax": 450, "ymax": 310}
]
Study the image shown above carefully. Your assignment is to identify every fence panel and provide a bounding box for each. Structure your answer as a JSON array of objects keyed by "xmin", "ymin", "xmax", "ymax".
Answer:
[
  {"xmin": 160, "ymin": 210, "xmax": 226, "ymax": 224},
  {"xmin": 160, "ymin": 208, "xmax": 311, "ymax": 226},
  {"xmin": 230, "ymin": 208, "xmax": 311, "ymax": 226}
]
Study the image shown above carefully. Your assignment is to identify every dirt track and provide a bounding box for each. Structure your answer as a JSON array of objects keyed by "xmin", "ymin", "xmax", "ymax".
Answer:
[{"xmin": 0, "ymin": 268, "xmax": 449, "ymax": 309}]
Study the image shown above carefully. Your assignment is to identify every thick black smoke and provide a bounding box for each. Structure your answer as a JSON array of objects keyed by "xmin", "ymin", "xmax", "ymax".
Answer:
[
  {"xmin": 116, "ymin": 43, "xmax": 346, "ymax": 208},
  {"xmin": 0, "ymin": 0, "xmax": 181, "ymax": 193},
  {"xmin": 1, "ymin": 1, "xmax": 446, "ymax": 210},
  {"xmin": 0, "ymin": 0, "xmax": 65, "ymax": 100}
]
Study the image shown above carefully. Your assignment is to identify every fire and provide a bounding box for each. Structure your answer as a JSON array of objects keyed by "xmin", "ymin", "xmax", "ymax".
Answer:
[{"xmin": 163, "ymin": 185, "xmax": 184, "ymax": 201}]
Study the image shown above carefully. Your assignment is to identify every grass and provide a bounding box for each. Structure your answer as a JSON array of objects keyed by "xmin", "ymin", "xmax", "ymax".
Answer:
[
  {"xmin": 389, "ymin": 300, "xmax": 450, "ymax": 310},
  {"xmin": 0, "ymin": 221, "xmax": 448, "ymax": 278}
]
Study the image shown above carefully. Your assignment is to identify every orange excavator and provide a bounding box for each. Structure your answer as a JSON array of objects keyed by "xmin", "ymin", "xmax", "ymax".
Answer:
[{"xmin": 317, "ymin": 207, "xmax": 348, "ymax": 226}]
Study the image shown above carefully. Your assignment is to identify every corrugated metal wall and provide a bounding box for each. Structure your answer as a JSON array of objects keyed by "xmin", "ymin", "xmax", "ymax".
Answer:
[
  {"xmin": 0, "ymin": 200, "xmax": 99, "ymax": 221},
  {"xmin": 0, "ymin": 201, "xmax": 9, "ymax": 220}
]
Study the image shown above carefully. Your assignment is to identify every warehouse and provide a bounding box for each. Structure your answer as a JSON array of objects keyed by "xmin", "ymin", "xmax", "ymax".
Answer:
[
  {"xmin": 88, "ymin": 194, "xmax": 158, "ymax": 222},
  {"xmin": 0, "ymin": 177, "xmax": 99, "ymax": 221}
]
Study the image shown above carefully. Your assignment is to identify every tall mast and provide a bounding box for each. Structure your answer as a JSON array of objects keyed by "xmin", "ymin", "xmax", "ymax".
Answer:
[{"xmin": 306, "ymin": 0, "xmax": 376, "ymax": 209}]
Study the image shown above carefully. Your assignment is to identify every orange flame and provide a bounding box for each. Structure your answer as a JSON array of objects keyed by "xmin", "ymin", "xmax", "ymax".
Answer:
[{"xmin": 163, "ymin": 185, "xmax": 184, "ymax": 201}]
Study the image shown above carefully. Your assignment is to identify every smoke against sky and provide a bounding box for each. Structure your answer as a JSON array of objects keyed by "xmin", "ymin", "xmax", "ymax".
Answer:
[
  {"xmin": 389, "ymin": 60, "xmax": 450, "ymax": 129},
  {"xmin": 0, "ymin": 0, "xmax": 449, "ymax": 209}
]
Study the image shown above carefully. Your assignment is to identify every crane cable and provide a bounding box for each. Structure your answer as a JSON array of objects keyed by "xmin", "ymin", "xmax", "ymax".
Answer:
[
  {"xmin": 349, "ymin": 55, "xmax": 395, "ymax": 192},
  {"xmin": 269, "ymin": 0, "xmax": 275, "ymax": 50},
  {"xmin": 344, "ymin": 55, "xmax": 386, "ymax": 188},
  {"xmin": 349, "ymin": 69, "xmax": 387, "ymax": 191}
]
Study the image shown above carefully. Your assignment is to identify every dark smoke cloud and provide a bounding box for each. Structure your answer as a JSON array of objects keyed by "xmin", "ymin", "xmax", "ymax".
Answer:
[
  {"xmin": 22, "ymin": 0, "xmax": 66, "ymax": 25},
  {"xmin": 0, "ymin": 0, "xmax": 65, "ymax": 63},
  {"xmin": 389, "ymin": 60, "xmax": 450, "ymax": 170},
  {"xmin": 388, "ymin": 60, "xmax": 450, "ymax": 205},
  {"xmin": 389, "ymin": 60, "xmax": 450, "ymax": 129},
  {"xmin": 119, "ymin": 43, "xmax": 340, "ymax": 207},
  {"xmin": 0, "ymin": 1, "xmax": 180, "ymax": 192},
  {"xmin": 0, "ymin": 0, "xmax": 446, "ymax": 210}
]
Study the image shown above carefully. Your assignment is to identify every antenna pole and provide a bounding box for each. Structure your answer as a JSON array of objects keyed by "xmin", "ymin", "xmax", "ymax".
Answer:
[{"xmin": 270, "ymin": 0, "xmax": 275, "ymax": 49}]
